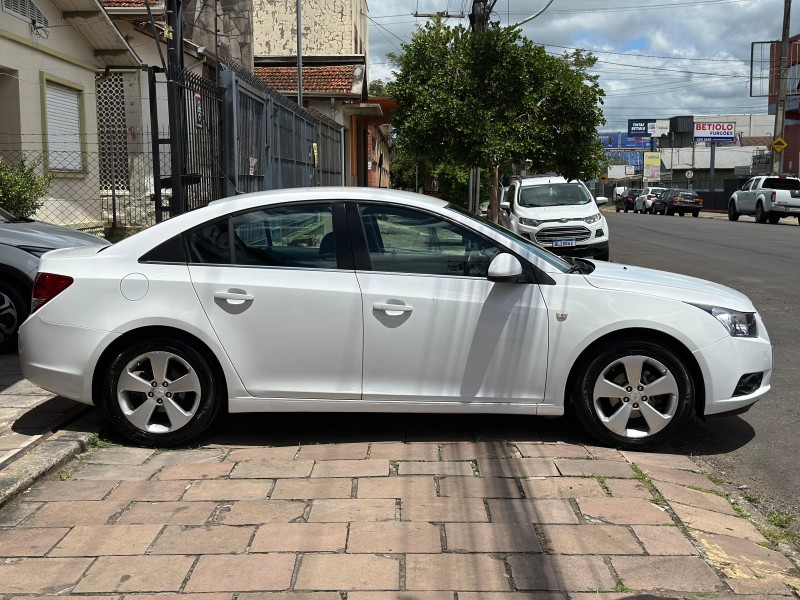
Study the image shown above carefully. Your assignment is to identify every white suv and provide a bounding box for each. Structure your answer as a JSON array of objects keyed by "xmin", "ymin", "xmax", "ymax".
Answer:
[{"xmin": 500, "ymin": 175, "xmax": 609, "ymax": 261}]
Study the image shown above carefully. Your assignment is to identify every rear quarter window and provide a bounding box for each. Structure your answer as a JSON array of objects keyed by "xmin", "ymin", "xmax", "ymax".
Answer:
[{"xmin": 764, "ymin": 178, "xmax": 800, "ymax": 191}]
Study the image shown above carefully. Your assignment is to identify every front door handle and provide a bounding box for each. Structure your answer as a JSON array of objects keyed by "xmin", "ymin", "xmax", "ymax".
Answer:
[
  {"xmin": 373, "ymin": 302, "xmax": 413, "ymax": 313},
  {"xmin": 214, "ymin": 290, "xmax": 254, "ymax": 302}
]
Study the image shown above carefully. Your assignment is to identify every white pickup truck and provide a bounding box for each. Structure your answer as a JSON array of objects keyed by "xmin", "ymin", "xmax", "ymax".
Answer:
[{"xmin": 728, "ymin": 175, "xmax": 800, "ymax": 224}]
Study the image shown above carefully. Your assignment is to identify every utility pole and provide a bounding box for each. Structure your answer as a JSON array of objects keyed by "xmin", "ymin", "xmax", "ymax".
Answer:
[
  {"xmin": 165, "ymin": 0, "xmax": 186, "ymax": 215},
  {"xmin": 296, "ymin": 0, "xmax": 303, "ymax": 107},
  {"xmin": 771, "ymin": 0, "xmax": 792, "ymax": 174}
]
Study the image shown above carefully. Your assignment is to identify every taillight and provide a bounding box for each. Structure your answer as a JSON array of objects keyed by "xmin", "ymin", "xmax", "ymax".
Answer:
[
  {"xmin": 32, "ymin": 273, "xmax": 74, "ymax": 312},
  {"xmin": 648, "ymin": 195, "xmax": 654, "ymax": 199},
  {"xmin": 771, "ymin": 191, "xmax": 776, "ymax": 202}
]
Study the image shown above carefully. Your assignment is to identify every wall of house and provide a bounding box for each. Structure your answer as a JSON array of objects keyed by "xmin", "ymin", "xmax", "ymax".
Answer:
[
  {"xmin": 367, "ymin": 123, "xmax": 390, "ymax": 188},
  {"xmin": 253, "ymin": 0, "xmax": 368, "ymax": 56},
  {"xmin": 183, "ymin": 0, "xmax": 253, "ymax": 69}
]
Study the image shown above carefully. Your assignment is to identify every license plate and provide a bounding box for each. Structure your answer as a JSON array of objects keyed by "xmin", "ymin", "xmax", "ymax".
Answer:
[{"xmin": 552, "ymin": 239, "xmax": 576, "ymax": 247}]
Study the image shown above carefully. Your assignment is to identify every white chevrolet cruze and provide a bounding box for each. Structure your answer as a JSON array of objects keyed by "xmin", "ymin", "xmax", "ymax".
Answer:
[{"xmin": 19, "ymin": 188, "xmax": 772, "ymax": 449}]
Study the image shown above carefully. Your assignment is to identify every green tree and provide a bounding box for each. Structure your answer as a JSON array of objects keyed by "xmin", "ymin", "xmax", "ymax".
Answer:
[
  {"xmin": 368, "ymin": 79, "xmax": 388, "ymax": 96},
  {"xmin": 387, "ymin": 20, "xmax": 606, "ymax": 217},
  {"xmin": 0, "ymin": 156, "xmax": 52, "ymax": 218}
]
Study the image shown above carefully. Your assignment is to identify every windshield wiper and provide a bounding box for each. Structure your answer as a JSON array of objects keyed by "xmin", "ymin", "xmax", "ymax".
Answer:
[{"xmin": 566, "ymin": 257, "xmax": 595, "ymax": 274}]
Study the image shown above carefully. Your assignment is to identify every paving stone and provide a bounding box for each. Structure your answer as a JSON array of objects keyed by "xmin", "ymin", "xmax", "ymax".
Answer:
[
  {"xmin": 186, "ymin": 554, "xmax": 296, "ymax": 591},
  {"xmin": 0, "ymin": 500, "xmax": 41, "ymax": 526},
  {"xmin": 51, "ymin": 524, "xmax": 162, "ymax": 556},
  {"xmin": 0, "ymin": 527, "xmax": 69, "ymax": 556},
  {"xmin": 576, "ymin": 497, "xmax": 673, "ymax": 525},
  {"xmin": 0, "ymin": 557, "xmax": 93, "ymax": 593},
  {"xmin": 348, "ymin": 521, "xmax": 441, "ymax": 553},
  {"xmin": 508, "ymin": 555, "xmax": 616, "ymax": 591},
  {"xmin": 539, "ymin": 524, "xmax": 643, "ymax": 554},
  {"xmin": 23, "ymin": 500, "xmax": 129, "ymax": 527},
  {"xmin": 620, "ymin": 451, "xmax": 702, "ymax": 471},
  {"xmin": 440, "ymin": 442, "xmax": 520, "ymax": 460},
  {"xmin": 520, "ymin": 477, "xmax": 606, "ymax": 499},
  {"xmin": 604, "ymin": 478, "xmax": 653, "ymax": 499},
  {"xmin": 183, "ymin": 480, "xmax": 270, "ymax": 501},
  {"xmin": 238, "ymin": 594, "xmax": 339, "ymax": 600},
  {"xmin": 116, "ymin": 501, "xmax": 216, "ymax": 525},
  {"xmin": 0, "ymin": 430, "xmax": 42, "ymax": 450},
  {"xmin": 515, "ymin": 443, "xmax": 592, "ymax": 459},
  {"xmin": 445, "ymin": 522, "xmax": 541, "ymax": 552},
  {"xmin": 672, "ymin": 503, "xmax": 767, "ymax": 543},
  {"xmin": 150, "ymin": 524, "xmax": 253, "ymax": 554},
  {"xmin": 310, "ymin": 459, "xmax": 391, "ymax": 478},
  {"xmin": 583, "ymin": 446, "xmax": 626, "ymax": 461},
  {"xmin": 70, "ymin": 464, "xmax": 161, "ymax": 481},
  {"xmin": 486, "ymin": 499, "xmax": 578, "ymax": 524},
  {"xmin": 403, "ymin": 497, "xmax": 488, "ymax": 522},
  {"xmin": 406, "ymin": 554, "xmax": 510, "ymax": 591},
  {"xmin": 145, "ymin": 449, "xmax": 228, "ymax": 467},
  {"xmin": 307, "ymin": 498, "xmax": 396, "ymax": 522},
  {"xmin": 250, "ymin": 522, "xmax": 346, "ymax": 551},
  {"xmin": 724, "ymin": 575, "xmax": 796, "ymax": 595},
  {"xmin": 271, "ymin": 478, "xmax": 352, "ymax": 499},
  {"xmin": 218, "ymin": 499, "xmax": 307, "ymax": 525},
  {"xmin": 357, "ymin": 475, "xmax": 437, "ymax": 499},
  {"xmin": 553, "ymin": 459, "xmax": 635, "ymax": 478},
  {"xmin": 655, "ymin": 480, "xmax": 738, "ymax": 515},
  {"xmin": 611, "ymin": 555, "xmax": 722, "ymax": 592},
  {"xmin": 439, "ymin": 476, "xmax": 521, "ymax": 498},
  {"xmin": 295, "ymin": 554, "xmax": 399, "ymax": 590},
  {"xmin": 12, "ymin": 596, "xmax": 119, "ymax": 600},
  {"xmin": 123, "ymin": 595, "xmax": 231, "ymax": 600},
  {"xmin": 86, "ymin": 447, "xmax": 155, "ymax": 465},
  {"xmin": 631, "ymin": 525, "xmax": 698, "ymax": 555},
  {"xmin": 399, "ymin": 461, "xmax": 475, "ymax": 476},
  {"xmin": 349, "ymin": 593, "xmax": 453, "ymax": 600},
  {"xmin": 641, "ymin": 465, "xmax": 722, "ymax": 489},
  {"xmin": 153, "ymin": 462, "xmax": 233, "ymax": 480},
  {"xmin": 75, "ymin": 555, "xmax": 195, "ymax": 592},
  {"xmin": 298, "ymin": 443, "xmax": 370, "ymax": 460},
  {"xmin": 225, "ymin": 447, "xmax": 299, "ymax": 461},
  {"xmin": 478, "ymin": 458, "xmax": 559, "ymax": 477},
  {"xmin": 368, "ymin": 442, "xmax": 440, "ymax": 461},
  {"xmin": 106, "ymin": 481, "xmax": 189, "ymax": 502},
  {"xmin": 458, "ymin": 594, "xmax": 566, "ymax": 600},
  {"xmin": 21, "ymin": 479, "xmax": 117, "ymax": 501},
  {"xmin": 694, "ymin": 530, "xmax": 796, "ymax": 574},
  {"xmin": 230, "ymin": 459, "xmax": 314, "ymax": 479}
]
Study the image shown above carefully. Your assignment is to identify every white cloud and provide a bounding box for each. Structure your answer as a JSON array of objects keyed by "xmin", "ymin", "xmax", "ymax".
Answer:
[{"xmin": 367, "ymin": 0, "xmax": 797, "ymax": 130}]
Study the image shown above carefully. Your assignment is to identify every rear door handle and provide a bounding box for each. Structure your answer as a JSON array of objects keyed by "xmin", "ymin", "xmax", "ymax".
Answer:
[
  {"xmin": 214, "ymin": 290, "xmax": 254, "ymax": 302},
  {"xmin": 373, "ymin": 302, "xmax": 413, "ymax": 313}
]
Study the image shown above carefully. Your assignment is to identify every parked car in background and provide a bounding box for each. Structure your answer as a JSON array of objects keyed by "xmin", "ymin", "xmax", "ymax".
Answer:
[
  {"xmin": 500, "ymin": 175, "xmax": 609, "ymax": 261},
  {"xmin": 728, "ymin": 175, "xmax": 800, "ymax": 224},
  {"xmin": 615, "ymin": 188, "xmax": 641, "ymax": 213},
  {"xmin": 0, "ymin": 205, "xmax": 110, "ymax": 352},
  {"xmin": 19, "ymin": 187, "xmax": 772, "ymax": 450},
  {"xmin": 653, "ymin": 189, "xmax": 703, "ymax": 217},
  {"xmin": 634, "ymin": 187, "xmax": 667, "ymax": 214}
]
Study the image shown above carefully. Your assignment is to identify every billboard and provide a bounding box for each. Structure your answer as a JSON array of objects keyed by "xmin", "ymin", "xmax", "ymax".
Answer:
[
  {"xmin": 694, "ymin": 122, "xmax": 736, "ymax": 142},
  {"xmin": 628, "ymin": 119, "xmax": 655, "ymax": 137},
  {"xmin": 644, "ymin": 152, "xmax": 661, "ymax": 181}
]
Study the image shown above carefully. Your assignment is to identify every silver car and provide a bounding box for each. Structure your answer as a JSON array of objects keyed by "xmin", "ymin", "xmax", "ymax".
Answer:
[{"xmin": 0, "ymin": 205, "xmax": 110, "ymax": 352}]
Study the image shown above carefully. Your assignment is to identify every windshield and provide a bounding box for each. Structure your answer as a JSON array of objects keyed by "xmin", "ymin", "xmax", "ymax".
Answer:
[
  {"xmin": 518, "ymin": 183, "xmax": 592, "ymax": 208},
  {"xmin": 446, "ymin": 204, "xmax": 572, "ymax": 272}
]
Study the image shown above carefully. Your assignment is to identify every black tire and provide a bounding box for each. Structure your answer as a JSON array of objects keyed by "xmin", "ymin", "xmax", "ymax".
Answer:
[
  {"xmin": 692, "ymin": 211, "xmax": 699, "ymax": 218},
  {"xmin": 573, "ymin": 338, "xmax": 695, "ymax": 450},
  {"xmin": 678, "ymin": 211, "xmax": 685, "ymax": 217},
  {"xmin": 768, "ymin": 212, "xmax": 781, "ymax": 224},
  {"xmin": 623, "ymin": 207, "xmax": 629, "ymax": 213},
  {"xmin": 755, "ymin": 201, "xmax": 768, "ymax": 224},
  {"xmin": 102, "ymin": 337, "xmax": 221, "ymax": 446},
  {"xmin": 0, "ymin": 281, "xmax": 29, "ymax": 353},
  {"xmin": 615, "ymin": 207, "xmax": 621, "ymax": 213},
  {"xmin": 728, "ymin": 201, "xmax": 739, "ymax": 221},
  {"xmin": 666, "ymin": 207, "xmax": 674, "ymax": 216}
]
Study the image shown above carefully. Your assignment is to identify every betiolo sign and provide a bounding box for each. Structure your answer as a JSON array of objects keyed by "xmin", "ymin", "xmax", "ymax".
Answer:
[{"xmin": 693, "ymin": 122, "xmax": 735, "ymax": 143}]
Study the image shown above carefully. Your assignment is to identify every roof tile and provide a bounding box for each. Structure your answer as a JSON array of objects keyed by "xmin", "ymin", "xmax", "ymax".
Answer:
[{"xmin": 254, "ymin": 65, "xmax": 361, "ymax": 96}]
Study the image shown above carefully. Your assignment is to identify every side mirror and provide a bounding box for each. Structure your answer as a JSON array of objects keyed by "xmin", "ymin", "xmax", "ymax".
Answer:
[
  {"xmin": 499, "ymin": 201, "xmax": 510, "ymax": 211},
  {"xmin": 595, "ymin": 196, "xmax": 608, "ymax": 206},
  {"xmin": 488, "ymin": 253, "xmax": 525, "ymax": 283}
]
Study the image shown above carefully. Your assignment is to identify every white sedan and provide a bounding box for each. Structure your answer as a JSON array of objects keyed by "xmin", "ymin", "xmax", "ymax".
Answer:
[
  {"xmin": 634, "ymin": 187, "xmax": 667, "ymax": 214},
  {"xmin": 19, "ymin": 188, "xmax": 772, "ymax": 449}
]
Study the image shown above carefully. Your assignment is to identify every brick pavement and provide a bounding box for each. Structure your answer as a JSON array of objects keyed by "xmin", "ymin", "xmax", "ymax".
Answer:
[{"xmin": 1, "ymin": 352, "xmax": 799, "ymax": 597}]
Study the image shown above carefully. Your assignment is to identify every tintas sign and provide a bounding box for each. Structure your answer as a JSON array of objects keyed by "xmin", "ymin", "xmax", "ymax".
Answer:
[{"xmin": 693, "ymin": 122, "xmax": 735, "ymax": 143}]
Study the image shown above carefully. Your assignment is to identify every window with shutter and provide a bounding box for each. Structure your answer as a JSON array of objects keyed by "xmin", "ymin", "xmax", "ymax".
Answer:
[
  {"xmin": 2, "ymin": 0, "xmax": 49, "ymax": 27},
  {"xmin": 45, "ymin": 81, "xmax": 83, "ymax": 172}
]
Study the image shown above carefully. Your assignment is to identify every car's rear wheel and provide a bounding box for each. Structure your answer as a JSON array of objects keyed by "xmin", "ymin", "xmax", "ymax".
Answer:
[
  {"xmin": 692, "ymin": 211, "xmax": 699, "ymax": 218},
  {"xmin": 0, "ymin": 282, "xmax": 28, "ymax": 353},
  {"xmin": 102, "ymin": 337, "xmax": 221, "ymax": 446},
  {"xmin": 666, "ymin": 207, "xmax": 674, "ymax": 216},
  {"xmin": 755, "ymin": 201, "xmax": 768, "ymax": 224},
  {"xmin": 768, "ymin": 212, "xmax": 781, "ymax": 224},
  {"xmin": 573, "ymin": 339, "xmax": 695, "ymax": 449},
  {"xmin": 728, "ymin": 201, "xmax": 740, "ymax": 221}
]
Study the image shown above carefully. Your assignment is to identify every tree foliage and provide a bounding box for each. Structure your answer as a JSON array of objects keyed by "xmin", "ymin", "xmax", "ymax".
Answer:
[
  {"xmin": 0, "ymin": 156, "xmax": 52, "ymax": 218},
  {"xmin": 387, "ymin": 20, "xmax": 606, "ymax": 181}
]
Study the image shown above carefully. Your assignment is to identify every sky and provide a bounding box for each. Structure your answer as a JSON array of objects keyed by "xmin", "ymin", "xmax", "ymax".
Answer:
[{"xmin": 366, "ymin": 0, "xmax": 799, "ymax": 133}]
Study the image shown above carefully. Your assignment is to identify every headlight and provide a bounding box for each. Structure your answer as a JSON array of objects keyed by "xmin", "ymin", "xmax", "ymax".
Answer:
[
  {"xmin": 16, "ymin": 245, "xmax": 51, "ymax": 258},
  {"xmin": 519, "ymin": 218, "xmax": 541, "ymax": 227},
  {"xmin": 584, "ymin": 213, "xmax": 601, "ymax": 224},
  {"xmin": 692, "ymin": 304, "xmax": 757, "ymax": 337}
]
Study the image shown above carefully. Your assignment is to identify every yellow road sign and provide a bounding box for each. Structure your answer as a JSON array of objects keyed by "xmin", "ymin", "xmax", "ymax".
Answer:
[
  {"xmin": 772, "ymin": 136, "xmax": 788, "ymax": 153},
  {"xmin": 599, "ymin": 175, "xmax": 608, "ymax": 183}
]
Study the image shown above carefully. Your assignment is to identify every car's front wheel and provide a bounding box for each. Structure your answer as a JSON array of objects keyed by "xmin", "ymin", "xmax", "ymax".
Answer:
[
  {"xmin": 573, "ymin": 339, "xmax": 695, "ymax": 450},
  {"xmin": 728, "ymin": 201, "xmax": 739, "ymax": 221},
  {"xmin": 0, "ymin": 282, "xmax": 28, "ymax": 353},
  {"xmin": 102, "ymin": 337, "xmax": 221, "ymax": 446}
]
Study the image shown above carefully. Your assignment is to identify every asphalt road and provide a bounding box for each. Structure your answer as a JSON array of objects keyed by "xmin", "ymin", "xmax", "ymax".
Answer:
[{"xmin": 606, "ymin": 209, "xmax": 800, "ymax": 536}]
